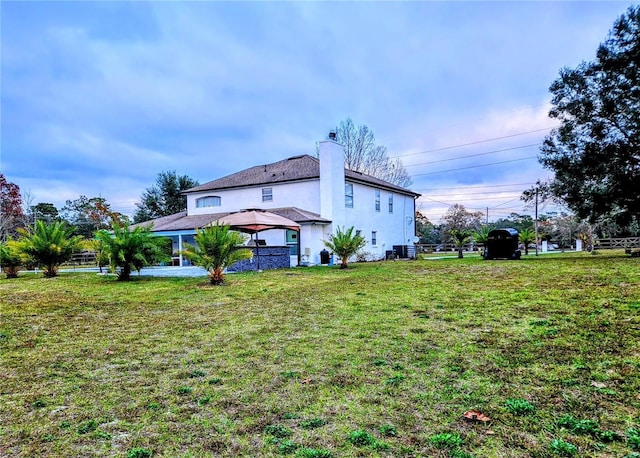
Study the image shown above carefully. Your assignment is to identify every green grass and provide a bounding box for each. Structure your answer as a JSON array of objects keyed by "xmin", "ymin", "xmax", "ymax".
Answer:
[{"xmin": 2, "ymin": 251, "xmax": 640, "ymax": 456}]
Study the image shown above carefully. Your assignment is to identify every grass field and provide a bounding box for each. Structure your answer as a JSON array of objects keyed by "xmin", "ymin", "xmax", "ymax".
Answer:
[{"xmin": 1, "ymin": 252, "xmax": 639, "ymax": 457}]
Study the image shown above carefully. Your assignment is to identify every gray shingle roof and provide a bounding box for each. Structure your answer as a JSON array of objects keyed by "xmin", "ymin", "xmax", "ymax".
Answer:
[
  {"xmin": 184, "ymin": 154, "xmax": 419, "ymax": 197},
  {"xmin": 133, "ymin": 207, "xmax": 330, "ymax": 232}
]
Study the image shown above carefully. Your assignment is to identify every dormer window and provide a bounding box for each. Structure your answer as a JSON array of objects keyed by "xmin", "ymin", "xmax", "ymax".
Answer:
[{"xmin": 196, "ymin": 196, "xmax": 221, "ymax": 208}]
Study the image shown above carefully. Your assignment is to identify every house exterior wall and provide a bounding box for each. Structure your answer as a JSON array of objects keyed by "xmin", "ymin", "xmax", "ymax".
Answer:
[
  {"xmin": 335, "ymin": 182, "xmax": 416, "ymax": 260},
  {"xmin": 187, "ymin": 180, "xmax": 321, "ymax": 216}
]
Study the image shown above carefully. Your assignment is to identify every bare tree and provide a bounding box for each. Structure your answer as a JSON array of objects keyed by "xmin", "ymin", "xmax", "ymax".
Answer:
[
  {"xmin": 441, "ymin": 204, "xmax": 483, "ymax": 233},
  {"xmin": 330, "ymin": 118, "xmax": 412, "ymax": 188}
]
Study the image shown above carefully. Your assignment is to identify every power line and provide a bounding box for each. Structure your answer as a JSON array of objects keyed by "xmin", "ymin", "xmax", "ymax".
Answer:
[
  {"xmin": 426, "ymin": 190, "xmax": 526, "ymax": 197},
  {"xmin": 405, "ymin": 143, "xmax": 539, "ymax": 167},
  {"xmin": 391, "ymin": 126, "xmax": 556, "ymax": 159},
  {"xmin": 410, "ymin": 156, "xmax": 537, "ymax": 177},
  {"xmin": 415, "ymin": 182, "xmax": 534, "ymax": 191}
]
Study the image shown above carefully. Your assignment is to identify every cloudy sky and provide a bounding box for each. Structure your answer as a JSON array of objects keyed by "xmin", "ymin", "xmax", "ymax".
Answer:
[{"xmin": 1, "ymin": 1, "xmax": 633, "ymax": 223}]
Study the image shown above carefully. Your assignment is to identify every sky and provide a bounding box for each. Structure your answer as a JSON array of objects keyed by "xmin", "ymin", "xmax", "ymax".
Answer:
[{"xmin": 1, "ymin": 1, "xmax": 634, "ymax": 224}]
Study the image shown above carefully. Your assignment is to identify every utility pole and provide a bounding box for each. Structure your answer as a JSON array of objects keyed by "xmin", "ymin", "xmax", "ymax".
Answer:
[
  {"xmin": 486, "ymin": 207, "xmax": 489, "ymax": 225},
  {"xmin": 535, "ymin": 181, "xmax": 539, "ymax": 257}
]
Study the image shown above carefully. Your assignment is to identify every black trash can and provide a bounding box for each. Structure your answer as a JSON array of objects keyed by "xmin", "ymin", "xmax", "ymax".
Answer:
[{"xmin": 320, "ymin": 249, "xmax": 330, "ymax": 265}]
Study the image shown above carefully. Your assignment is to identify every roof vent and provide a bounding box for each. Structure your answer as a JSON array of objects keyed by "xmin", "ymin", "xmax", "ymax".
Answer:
[{"xmin": 328, "ymin": 131, "xmax": 337, "ymax": 140}]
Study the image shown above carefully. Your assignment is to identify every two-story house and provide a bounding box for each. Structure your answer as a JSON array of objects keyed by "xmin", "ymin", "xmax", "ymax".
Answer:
[{"xmin": 139, "ymin": 137, "xmax": 420, "ymax": 267}]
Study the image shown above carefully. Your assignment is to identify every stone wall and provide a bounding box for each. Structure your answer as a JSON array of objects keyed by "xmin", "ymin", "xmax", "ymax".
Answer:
[{"xmin": 228, "ymin": 246, "xmax": 291, "ymax": 272}]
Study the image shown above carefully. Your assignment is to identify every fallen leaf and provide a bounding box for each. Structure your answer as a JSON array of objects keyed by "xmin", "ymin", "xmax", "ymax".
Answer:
[
  {"xmin": 591, "ymin": 381, "xmax": 606, "ymax": 388},
  {"xmin": 463, "ymin": 410, "xmax": 491, "ymax": 422}
]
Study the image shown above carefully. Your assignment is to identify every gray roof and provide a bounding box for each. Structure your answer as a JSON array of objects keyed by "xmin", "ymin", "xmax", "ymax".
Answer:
[
  {"xmin": 185, "ymin": 154, "xmax": 419, "ymax": 197},
  {"xmin": 133, "ymin": 207, "xmax": 330, "ymax": 232}
]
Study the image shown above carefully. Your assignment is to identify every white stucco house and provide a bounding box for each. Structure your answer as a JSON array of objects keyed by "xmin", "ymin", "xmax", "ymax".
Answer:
[{"xmin": 138, "ymin": 138, "xmax": 420, "ymax": 267}]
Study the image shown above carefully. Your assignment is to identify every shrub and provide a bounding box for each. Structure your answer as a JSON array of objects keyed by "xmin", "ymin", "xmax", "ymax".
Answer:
[
  {"xmin": 95, "ymin": 222, "xmax": 170, "ymax": 281},
  {"xmin": 16, "ymin": 221, "xmax": 83, "ymax": 277},
  {"xmin": 0, "ymin": 238, "xmax": 22, "ymax": 278},
  {"xmin": 323, "ymin": 226, "xmax": 366, "ymax": 269},
  {"xmin": 181, "ymin": 223, "xmax": 252, "ymax": 285}
]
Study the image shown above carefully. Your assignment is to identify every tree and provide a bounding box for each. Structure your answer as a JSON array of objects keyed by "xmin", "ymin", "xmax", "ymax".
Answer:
[
  {"xmin": 536, "ymin": 6, "xmax": 640, "ymax": 228},
  {"xmin": 61, "ymin": 196, "xmax": 127, "ymax": 238},
  {"xmin": 441, "ymin": 204, "xmax": 483, "ymax": 233},
  {"xmin": 0, "ymin": 173, "xmax": 25, "ymax": 240},
  {"xmin": 95, "ymin": 222, "xmax": 170, "ymax": 281},
  {"xmin": 323, "ymin": 226, "xmax": 367, "ymax": 269},
  {"xmin": 15, "ymin": 220, "xmax": 83, "ymax": 277},
  {"xmin": 332, "ymin": 118, "xmax": 412, "ymax": 188},
  {"xmin": 519, "ymin": 228, "xmax": 536, "ymax": 255},
  {"xmin": 449, "ymin": 229, "xmax": 472, "ymax": 259},
  {"xmin": 181, "ymin": 223, "xmax": 253, "ymax": 285},
  {"xmin": 29, "ymin": 203, "xmax": 60, "ymax": 224},
  {"xmin": 416, "ymin": 211, "xmax": 440, "ymax": 244},
  {"xmin": 133, "ymin": 171, "xmax": 199, "ymax": 223},
  {"xmin": 493, "ymin": 213, "xmax": 535, "ymax": 233}
]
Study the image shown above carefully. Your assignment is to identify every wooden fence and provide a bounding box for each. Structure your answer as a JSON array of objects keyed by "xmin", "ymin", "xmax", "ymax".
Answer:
[{"xmin": 596, "ymin": 237, "xmax": 640, "ymax": 249}]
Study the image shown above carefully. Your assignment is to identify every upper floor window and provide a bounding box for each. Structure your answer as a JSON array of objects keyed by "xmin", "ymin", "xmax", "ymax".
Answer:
[
  {"xmin": 262, "ymin": 187, "xmax": 273, "ymax": 202},
  {"xmin": 388, "ymin": 194, "xmax": 394, "ymax": 213},
  {"xmin": 196, "ymin": 196, "xmax": 221, "ymax": 208},
  {"xmin": 345, "ymin": 183, "xmax": 354, "ymax": 208},
  {"xmin": 375, "ymin": 189, "xmax": 381, "ymax": 212}
]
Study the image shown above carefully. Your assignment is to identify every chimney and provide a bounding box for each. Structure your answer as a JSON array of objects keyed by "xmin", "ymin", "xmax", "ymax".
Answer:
[{"xmin": 319, "ymin": 133, "xmax": 346, "ymax": 232}]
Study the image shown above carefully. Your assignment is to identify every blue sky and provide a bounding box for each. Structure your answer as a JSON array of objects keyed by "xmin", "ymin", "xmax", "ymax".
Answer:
[{"xmin": 1, "ymin": 1, "xmax": 633, "ymax": 223}]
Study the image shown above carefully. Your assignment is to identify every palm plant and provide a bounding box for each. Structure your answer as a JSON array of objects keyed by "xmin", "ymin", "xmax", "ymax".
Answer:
[
  {"xmin": 473, "ymin": 226, "xmax": 492, "ymax": 248},
  {"xmin": 16, "ymin": 220, "xmax": 83, "ymax": 277},
  {"xmin": 181, "ymin": 223, "xmax": 252, "ymax": 285},
  {"xmin": 94, "ymin": 222, "xmax": 170, "ymax": 281},
  {"xmin": 323, "ymin": 226, "xmax": 367, "ymax": 269},
  {"xmin": 519, "ymin": 228, "xmax": 536, "ymax": 255},
  {"xmin": 0, "ymin": 238, "xmax": 23, "ymax": 278},
  {"xmin": 449, "ymin": 229, "xmax": 473, "ymax": 259}
]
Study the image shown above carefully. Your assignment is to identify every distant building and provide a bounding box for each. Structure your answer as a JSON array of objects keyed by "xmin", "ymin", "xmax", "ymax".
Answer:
[{"xmin": 136, "ymin": 138, "xmax": 420, "ymax": 267}]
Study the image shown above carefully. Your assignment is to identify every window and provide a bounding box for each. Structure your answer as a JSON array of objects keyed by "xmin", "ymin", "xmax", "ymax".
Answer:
[
  {"xmin": 345, "ymin": 183, "xmax": 354, "ymax": 208},
  {"xmin": 371, "ymin": 231, "xmax": 377, "ymax": 246},
  {"xmin": 388, "ymin": 194, "xmax": 393, "ymax": 213},
  {"xmin": 196, "ymin": 196, "xmax": 221, "ymax": 208},
  {"xmin": 375, "ymin": 189, "xmax": 380, "ymax": 212},
  {"xmin": 262, "ymin": 187, "xmax": 273, "ymax": 202}
]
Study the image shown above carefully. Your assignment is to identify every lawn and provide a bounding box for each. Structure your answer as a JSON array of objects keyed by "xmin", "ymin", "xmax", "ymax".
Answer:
[{"xmin": 1, "ymin": 252, "xmax": 639, "ymax": 457}]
